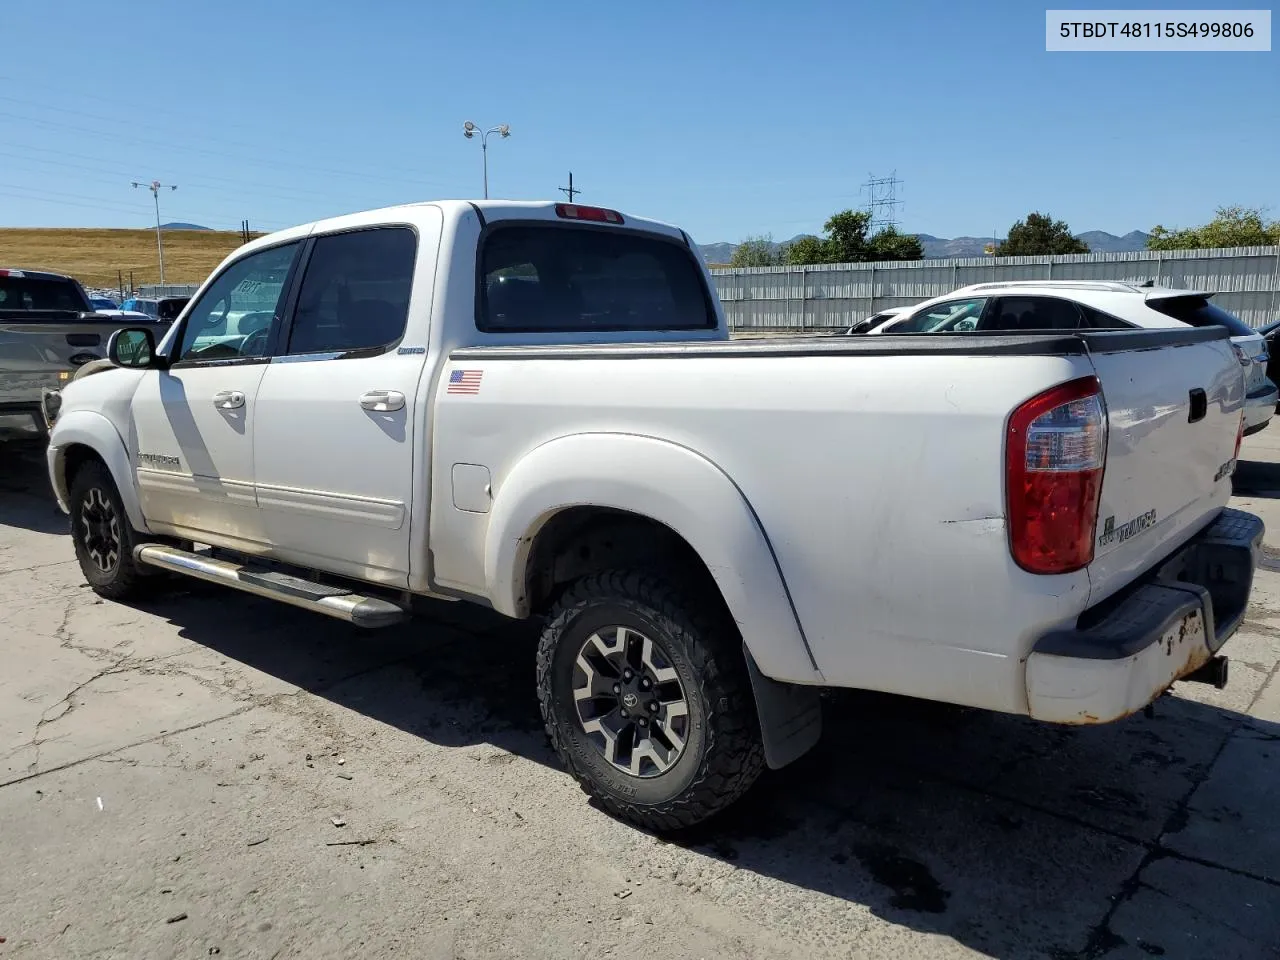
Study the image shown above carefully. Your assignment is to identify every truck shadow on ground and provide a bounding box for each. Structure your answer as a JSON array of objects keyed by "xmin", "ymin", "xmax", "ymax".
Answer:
[
  {"xmin": 1234, "ymin": 457, "xmax": 1280, "ymax": 500},
  {"xmin": 7, "ymin": 445, "xmax": 1273, "ymax": 959},
  {"xmin": 0, "ymin": 441, "xmax": 71, "ymax": 535},
  {"xmin": 130, "ymin": 581, "xmax": 1279, "ymax": 960}
]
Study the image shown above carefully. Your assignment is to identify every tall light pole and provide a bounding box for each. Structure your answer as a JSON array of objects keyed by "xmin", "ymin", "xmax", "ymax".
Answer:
[
  {"xmin": 132, "ymin": 179, "xmax": 178, "ymax": 284},
  {"xmin": 462, "ymin": 122, "xmax": 510, "ymax": 199}
]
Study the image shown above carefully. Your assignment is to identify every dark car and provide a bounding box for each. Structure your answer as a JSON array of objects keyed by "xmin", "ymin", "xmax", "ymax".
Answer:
[
  {"xmin": 120, "ymin": 296, "xmax": 191, "ymax": 322},
  {"xmin": 1258, "ymin": 319, "xmax": 1280, "ymax": 407}
]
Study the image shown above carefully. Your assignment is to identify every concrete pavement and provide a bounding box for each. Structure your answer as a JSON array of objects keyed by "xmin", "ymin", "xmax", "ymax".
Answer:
[{"xmin": 2, "ymin": 436, "xmax": 1279, "ymax": 959}]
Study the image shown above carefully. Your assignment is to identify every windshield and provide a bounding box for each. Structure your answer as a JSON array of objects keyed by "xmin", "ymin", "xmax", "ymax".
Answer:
[{"xmin": 0, "ymin": 275, "xmax": 90, "ymax": 313}]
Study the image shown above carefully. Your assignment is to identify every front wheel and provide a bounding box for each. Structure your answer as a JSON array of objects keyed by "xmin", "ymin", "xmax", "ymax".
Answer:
[
  {"xmin": 536, "ymin": 569, "xmax": 765, "ymax": 832},
  {"xmin": 68, "ymin": 460, "xmax": 159, "ymax": 601}
]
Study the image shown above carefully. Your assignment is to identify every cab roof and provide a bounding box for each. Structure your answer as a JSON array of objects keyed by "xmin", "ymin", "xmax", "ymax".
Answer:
[{"xmin": 236, "ymin": 200, "xmax": 689, "ymax": 262}]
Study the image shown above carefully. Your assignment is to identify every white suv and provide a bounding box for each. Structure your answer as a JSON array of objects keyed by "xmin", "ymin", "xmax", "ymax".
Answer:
[{"xmin": 868, "ymin": 280, "xmax": 1277, "ymax": 435}]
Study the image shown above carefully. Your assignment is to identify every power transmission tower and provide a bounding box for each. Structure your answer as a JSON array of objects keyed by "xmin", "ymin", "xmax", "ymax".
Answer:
[
  {"xmin": 558, "ymin": 172, "xmax": 581, "ymax": 203},
  {"xmin": 862, "ymin": 172, "xmax": 903, "ymax": 232}
]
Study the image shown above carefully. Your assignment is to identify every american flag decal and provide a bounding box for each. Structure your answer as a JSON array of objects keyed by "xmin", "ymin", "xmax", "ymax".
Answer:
[{"xmin": 447, "ymin": 369, "xmax": 483, "ymax": 395}]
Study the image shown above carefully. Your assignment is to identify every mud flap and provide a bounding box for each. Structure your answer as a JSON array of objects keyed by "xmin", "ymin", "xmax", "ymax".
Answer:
[{"xmin": 744, "ymin": 646, "xmax": 822, "ymax": 769}]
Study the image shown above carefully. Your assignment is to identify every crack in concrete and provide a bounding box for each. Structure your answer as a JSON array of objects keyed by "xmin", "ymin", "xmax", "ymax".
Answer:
[
  {"xmin": 1067, "ymin": 711, "xmax": 1254, "ymax": 958},
  {"xmin": 1136, "ymin": 873, "xmax": 1275, "ymax": 947},
  {"xmin": 0, "ymin": 704, "xmax": 260, "ymax": 790},
  {"xmin": 0, "ymin": 651, "xmax": 412, "ymax": 792},
  {"xmin": 0, "ymin": 560, "xmax": 76, "ymax": 579}
]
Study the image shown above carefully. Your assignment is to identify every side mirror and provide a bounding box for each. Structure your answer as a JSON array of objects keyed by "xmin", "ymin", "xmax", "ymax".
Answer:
[{"xmin": 107, "ymin": 327, "xmax": 158, "ymax": 368}]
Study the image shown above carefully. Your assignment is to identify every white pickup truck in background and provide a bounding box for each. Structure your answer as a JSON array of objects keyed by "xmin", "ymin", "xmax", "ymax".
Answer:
[{"xmin": 44, "ymin": 200, "xmax": 1263, "ymax": 831}]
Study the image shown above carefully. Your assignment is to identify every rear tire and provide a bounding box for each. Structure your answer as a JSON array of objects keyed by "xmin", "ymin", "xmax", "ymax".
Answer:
[
  {"xmin": 536, "ymin": 569, "xmax": 765, "ymax": 832},
  {"xmin": 68, "ymin": 460, "xmax": 160, "ymax": 601}
]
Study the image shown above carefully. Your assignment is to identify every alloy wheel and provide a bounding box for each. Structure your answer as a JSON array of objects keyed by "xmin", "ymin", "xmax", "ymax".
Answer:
[{"xmin": 572, "ymin": 625, "xmax": 690, "ymax": 778}]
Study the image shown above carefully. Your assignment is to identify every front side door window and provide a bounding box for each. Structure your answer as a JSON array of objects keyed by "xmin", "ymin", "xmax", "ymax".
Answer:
[
  {"xmin": 173, "ymin": 242, "xmax": 300, "ymax": 364},
  {"xmin": 888, "ymin": 297, "xmax": 988, "ymax": 333}
]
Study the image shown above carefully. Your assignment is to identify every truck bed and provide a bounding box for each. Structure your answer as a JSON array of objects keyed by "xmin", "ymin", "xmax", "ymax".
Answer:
[{"xmin": 431, "ymin": 325, "xmax": 1240, "ymax": 715}]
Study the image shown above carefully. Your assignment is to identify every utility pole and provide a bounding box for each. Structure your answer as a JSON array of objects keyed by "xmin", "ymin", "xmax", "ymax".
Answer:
[
  {"xmin": 558, "ymin": 172, "xmax": 581, "ymax": 203},
  {"xmin": 132, "ymin": 179, "xmax": 178, "ymax": 283}
]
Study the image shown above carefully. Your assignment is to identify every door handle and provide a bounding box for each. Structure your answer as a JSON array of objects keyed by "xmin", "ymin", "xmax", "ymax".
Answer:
[
  {"xmin": 213, "ymin": 390, "xmax": 245, "ymax": 410},
  {"xmin": 360, "ymin": 390, "xmax": 405, "ymax": 412}
]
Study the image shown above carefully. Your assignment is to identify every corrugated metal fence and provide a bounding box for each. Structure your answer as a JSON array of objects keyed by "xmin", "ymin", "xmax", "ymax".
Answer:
[
  {"xmin": 139, "ymin": 284, "xmax": 201, "ymax": 298},
  {"xmin": 710, "ymin": 246, "xmax": 1280, "ymax": 330}
]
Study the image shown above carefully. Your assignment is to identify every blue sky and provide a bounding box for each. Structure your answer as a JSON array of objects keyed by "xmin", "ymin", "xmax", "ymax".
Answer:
[{"xmin": 2, "ymin": 0, "xmax": 1276, "ymax": 243}]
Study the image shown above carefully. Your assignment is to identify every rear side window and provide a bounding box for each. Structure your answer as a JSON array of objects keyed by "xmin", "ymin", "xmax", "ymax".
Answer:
[
  {"xmin": 981, "ymin": 296, "xmax": 1084, "ymax": 331},
  {"xmin": 287, "ymin": 227, "xmax": 416, "ymax": 356},
  {"xmin": 478, "ymin": 225, "xmax": 714, "ymax": 333},
  {"xmin": 1148, "ymin": 296, "xmax": 1254, "ymax": 336},
  {"xmin": 1078, "ymin": 305, "xmax": 1132, "ymax": 329}
]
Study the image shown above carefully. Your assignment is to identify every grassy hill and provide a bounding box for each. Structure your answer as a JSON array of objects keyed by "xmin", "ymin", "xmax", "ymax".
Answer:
[{"xmin": 0, "ymin": 228, "xmax": 261, "ymax": 290}]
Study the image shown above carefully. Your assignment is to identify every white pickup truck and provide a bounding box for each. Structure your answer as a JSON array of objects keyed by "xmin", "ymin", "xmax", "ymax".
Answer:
[{"xmin": 45, "ymin": 200, "xmax": 1263, "ymax": 830}]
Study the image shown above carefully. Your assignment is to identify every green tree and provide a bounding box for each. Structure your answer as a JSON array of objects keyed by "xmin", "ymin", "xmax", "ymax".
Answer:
[
  {"xmin": 1147, "ymin": 206, "xmax": 1280, "ymax": 250},
  {"xmin": 729, "ymin": 234, "xmax": 782, "ymax": 267},
  {"xmin": 866, "ymin": 225, "xmax": 924, "ymax": 261},
  {"xmin": 995, "ymin": 212, "xmax": 1089, "ymax": 256},
  {"xmin": 784, "ymin": 235, "xmax": 827, "ymax": 265},
  {"xmin": 823, "ymin": 210, "xmax": 872, "ymax": 263}
]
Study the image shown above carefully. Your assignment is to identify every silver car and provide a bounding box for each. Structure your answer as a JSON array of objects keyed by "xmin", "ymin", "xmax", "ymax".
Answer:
[{"xmin": 1148, "ymin": 296, "xmax": 1277, "ymax": 436}]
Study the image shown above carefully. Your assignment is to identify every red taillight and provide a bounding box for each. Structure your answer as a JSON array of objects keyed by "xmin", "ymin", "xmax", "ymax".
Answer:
[
  {"xmin": 1007, "ymin": 376, "xmax": 1107, "ymax": 575},
  {"xmin": 554, "ymin": 203, "xmax": 624, "ymax": 224}
]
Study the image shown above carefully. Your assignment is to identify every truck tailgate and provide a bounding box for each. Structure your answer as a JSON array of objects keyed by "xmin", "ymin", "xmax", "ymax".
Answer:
[
  {"xmin": 1085, "ymin": 328, "xmax": 1244, "ymax": 606},
  {"xmin": 0, "ymin": 320, "xmax": 136, "ymax": 406}
]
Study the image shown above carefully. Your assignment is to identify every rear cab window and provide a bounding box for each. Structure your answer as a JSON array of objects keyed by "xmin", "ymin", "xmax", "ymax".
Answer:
[
  {"xmin": 0, "ymin": 273, "xmax": 91, "ymax": 316},
  {"xmin": 478, "ymin": 224, "xmax": 715, "ymax": 333}
]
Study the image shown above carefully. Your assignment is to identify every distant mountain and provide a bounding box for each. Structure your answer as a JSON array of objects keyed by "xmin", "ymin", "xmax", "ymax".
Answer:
[
  {"xmin": 698, "ymin": 242, "xmax": 738, "ymax": 265},
  {"xmin": 158, "ymin": 222, "xmax": 211, "ymax": 231},
  {"xmin": 701, "ymin": 229, "xmax": 1152, "ymax": 265},
  {"xmin": 1074, "ymin": 230, "xmax": 1152, "ymax": 253}
]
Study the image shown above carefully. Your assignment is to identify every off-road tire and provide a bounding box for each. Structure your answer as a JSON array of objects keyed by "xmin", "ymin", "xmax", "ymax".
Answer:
[
  {"xmin": 536, "ymin": 569, "xmax": 765, "ymax": 832},
  {"xmin": 68, "ymin": 459, "xmax": 160, "ymax": 601}
]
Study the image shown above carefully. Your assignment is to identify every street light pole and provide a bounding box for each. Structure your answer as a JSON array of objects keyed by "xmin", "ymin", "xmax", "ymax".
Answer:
[
  {"xmin": 132, "ymin": 179, "xmax": 178, "ymax": 284},
  {"xmin": 462, "ymin": 122, "xmax": 511, "ymax": 199}
]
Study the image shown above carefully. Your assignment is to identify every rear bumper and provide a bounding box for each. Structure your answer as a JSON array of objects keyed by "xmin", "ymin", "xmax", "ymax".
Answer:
[
  {"xmin": 0, "ymin": 401, "xmax": 49, "ymax": 438},
  {"xmin": 1243, "ymin": 381, "xmax": 1277, "ymax": 435},
  {"xmin": 1026, "ymin": 508, "xmax": 1263, "ymax": 724}
]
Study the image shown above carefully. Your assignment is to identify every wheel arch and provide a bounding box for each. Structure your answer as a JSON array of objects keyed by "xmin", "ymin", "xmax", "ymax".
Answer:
[
  {"xmin": 483, "ymin": 433, "xmax": 822, "ymax": 685},
  {"xmin": 48, "ymin": 410, "xmax": 148, "ymax": 532}
]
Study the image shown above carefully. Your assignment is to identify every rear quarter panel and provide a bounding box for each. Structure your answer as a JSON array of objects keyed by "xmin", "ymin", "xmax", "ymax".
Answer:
[{"xmin": 429, "ymin": 348, "xmax": 1100, "ymax": 714}]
